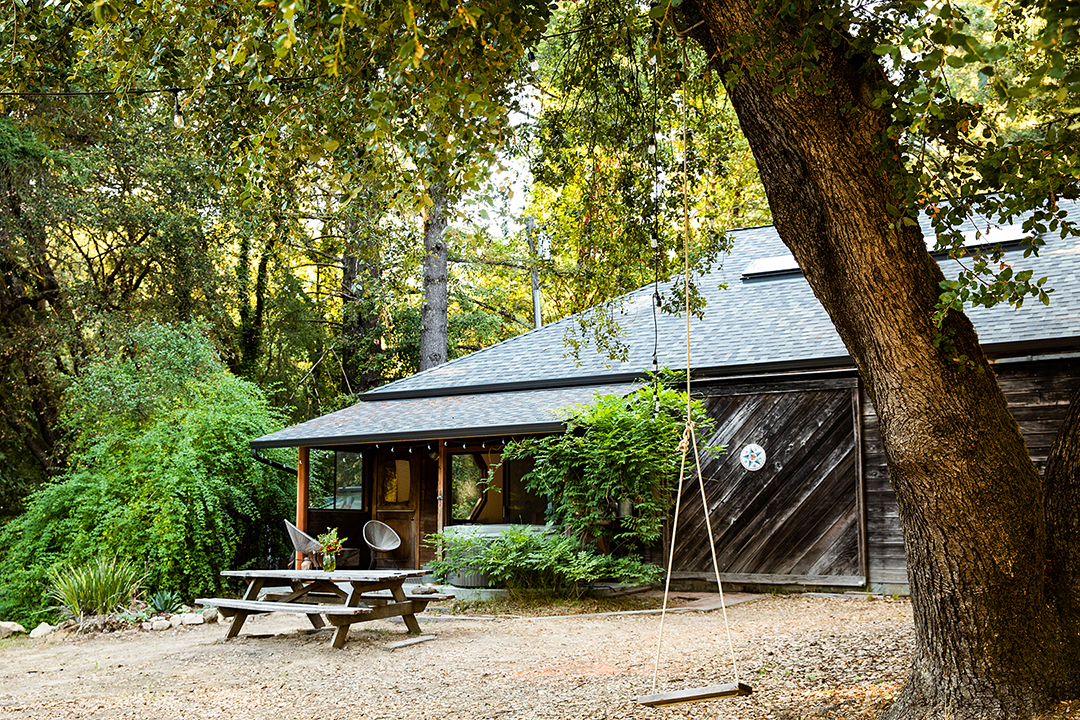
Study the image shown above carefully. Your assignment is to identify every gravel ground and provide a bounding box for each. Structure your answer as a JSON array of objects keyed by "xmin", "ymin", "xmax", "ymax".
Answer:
[{"xmin": 0, "ymin": 594, "xmax": 918, "ymax": 719}]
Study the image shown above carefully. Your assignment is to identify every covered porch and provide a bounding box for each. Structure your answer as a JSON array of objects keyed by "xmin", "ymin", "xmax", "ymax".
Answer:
[{"xmin": 250, "ymin": 381, "xmax": 640, "ymax": 570}]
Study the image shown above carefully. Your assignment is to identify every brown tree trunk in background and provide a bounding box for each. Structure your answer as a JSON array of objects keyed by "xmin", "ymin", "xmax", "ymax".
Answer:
[
  {"xmin": 685, "ymin": 1, "xmax": 1079, "ymax": 716},
  {"xmin": 420, "ymin": 181, "xmax": 449, "ymax": 371},
  {"xmin": 0, "ymin": 163, "xmax": 70, "ymax": 478},
  {"xmin": 339, "ymin": 227, "xmax": 383, "ymax": 394},
  {"xmin": 236, "ymin": 231, "xmax": 275, "ymax": 379}
]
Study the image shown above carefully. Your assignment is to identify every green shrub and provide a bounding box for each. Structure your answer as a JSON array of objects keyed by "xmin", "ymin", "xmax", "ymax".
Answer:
[
  {"xmin": 147, "ymin": 589, "xmax": 183, "ymax": 615},
  {"xmin": 424, "ymin": 526, "xmax": 662, "ymax": 598},
  {"xmin": 0, "ymin": 323, "xmax": 292, "ymax": 626},
  {"xmin": 49, "ymin": 557, "xmax": 145, "ymax": 618},
  {"xmin": 503, "ymin": 371, "xmax": 718, "ymax": 551}
]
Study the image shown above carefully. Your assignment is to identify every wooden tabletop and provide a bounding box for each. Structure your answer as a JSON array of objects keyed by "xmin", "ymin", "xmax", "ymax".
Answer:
[{"xmin": 221, "ymin": 568, "xmax": 426, "ymax": 582}]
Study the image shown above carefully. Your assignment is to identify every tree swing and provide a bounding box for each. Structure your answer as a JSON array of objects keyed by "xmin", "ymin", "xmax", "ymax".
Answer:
[{"xmin": 636, "ymin": 31, "xmax": 752, "ymax": 708}]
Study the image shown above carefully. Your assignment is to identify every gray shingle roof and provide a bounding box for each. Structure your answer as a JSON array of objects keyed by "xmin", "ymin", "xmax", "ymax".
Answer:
[
  {"xmin": 367, "ymin": 202, "xmax": 1080, "ymax": 396},
  {"xmin": 251, "ymin": 201, "xmax": 1080, "ymax": 448},
  {"xmin": 251, "ymin": 382, "xmax": 640, "ymax": 448}
]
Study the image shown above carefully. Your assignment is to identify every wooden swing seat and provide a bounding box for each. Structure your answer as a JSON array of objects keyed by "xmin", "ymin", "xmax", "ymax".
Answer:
[{"xmin": 637, "ymin": 681, "xmax": 753, "ymax": 707}]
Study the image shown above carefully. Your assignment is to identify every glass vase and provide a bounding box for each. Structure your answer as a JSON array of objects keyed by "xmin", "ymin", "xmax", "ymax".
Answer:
[{"xmin": 322, "ymin": 552, "xmax": 337, "ymax": 573}]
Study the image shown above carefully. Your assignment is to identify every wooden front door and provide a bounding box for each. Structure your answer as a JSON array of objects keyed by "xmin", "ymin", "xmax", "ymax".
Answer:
[
  {"xmin": 673, "ymin": 380, "xmax": 865, "ymax": 585},
  {"xmin": 373, "ymin": 454, "xmax": 420, "ymax": 568}
]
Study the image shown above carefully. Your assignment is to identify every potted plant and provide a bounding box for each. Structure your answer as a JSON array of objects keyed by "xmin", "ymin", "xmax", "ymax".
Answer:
[{"xmin": 317, "ymin": 528, "xmax": 346, "ymax": 572}]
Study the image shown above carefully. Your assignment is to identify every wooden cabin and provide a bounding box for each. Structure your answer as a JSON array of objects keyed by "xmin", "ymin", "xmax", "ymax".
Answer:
[{"xmin": 251, "ymin": 203, "xmax": 1080, "ymax": 594}]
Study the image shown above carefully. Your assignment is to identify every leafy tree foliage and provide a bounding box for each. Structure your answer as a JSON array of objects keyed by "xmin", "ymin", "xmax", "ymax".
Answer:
[
  {"xmin": 505, "ymin": 375, "xmax": 715, "ymax": 552},
  {"xmin": 3, "ymin": 0, "xmax": 1080, "ymax": 713},
  {"xmin": 0, "ymin": 323, "xmax": 291, "ymax": 625}
]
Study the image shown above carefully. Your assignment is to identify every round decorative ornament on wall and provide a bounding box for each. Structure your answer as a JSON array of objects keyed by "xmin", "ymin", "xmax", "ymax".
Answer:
[{"xmin": 740, "ymin": 444, "xmax": 766, "ymax": 471}]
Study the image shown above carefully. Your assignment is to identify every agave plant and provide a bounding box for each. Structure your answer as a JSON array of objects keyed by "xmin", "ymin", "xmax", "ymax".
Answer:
[{"xmin": 147, "ymin": 589, "xmax": 183, "ymax": 615}]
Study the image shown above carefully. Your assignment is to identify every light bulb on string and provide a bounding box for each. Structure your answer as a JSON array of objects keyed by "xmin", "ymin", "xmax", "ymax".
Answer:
[
  {"xmin": 528, "ymin": 50, "xmax": 539, "ymax": 73},
  {"xmin": 648, "ymin": 136, "xmax": 656, "ymax": 155},
  {"xmin": 172, "ymin": 92, "xmax": 184, "ymax": 129}
]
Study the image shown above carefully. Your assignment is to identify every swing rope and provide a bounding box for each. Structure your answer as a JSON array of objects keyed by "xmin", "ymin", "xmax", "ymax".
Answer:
[{"xmin": 646, "ymin": 35, "xmax": 742, "ymax": 699}]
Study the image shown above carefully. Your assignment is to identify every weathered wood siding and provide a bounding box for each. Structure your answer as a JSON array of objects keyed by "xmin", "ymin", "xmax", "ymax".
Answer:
[
  {"xmin": 673, "ymin": 377, "xmax": 865, "ymax": 586},
  {"xmin": 862, "ymin": 356, "xmax": 1080, "ymax": 591}
]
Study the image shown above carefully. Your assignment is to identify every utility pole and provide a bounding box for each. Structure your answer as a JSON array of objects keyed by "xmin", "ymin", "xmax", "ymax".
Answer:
[{"xmin": 525, "ymin": 216, "xmax": 542, "ymax": 330}]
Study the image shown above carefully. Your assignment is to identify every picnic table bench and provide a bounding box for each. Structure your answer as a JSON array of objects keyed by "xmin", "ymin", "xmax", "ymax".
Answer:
[{"xmin": 196, "ymin": 569, "xmax": 451, "ymax": 649}]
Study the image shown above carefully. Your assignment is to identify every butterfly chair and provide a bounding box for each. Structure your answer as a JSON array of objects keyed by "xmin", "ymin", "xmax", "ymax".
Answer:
[
  {"xmin": 363, "ymin": 520, "xmax": 401, "ymax": 569},
  {"xmin": 284, "ymin": 519, "xmax": 322, "ymax": 568}
]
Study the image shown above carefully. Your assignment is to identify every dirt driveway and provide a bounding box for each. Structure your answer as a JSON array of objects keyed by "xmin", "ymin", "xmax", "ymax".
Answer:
[{"xmin": 1, "ymin": 595, "xmax": 917, "ymax": 719}]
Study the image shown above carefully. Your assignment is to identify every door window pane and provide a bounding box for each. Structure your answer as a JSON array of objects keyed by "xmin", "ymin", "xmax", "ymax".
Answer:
[{"xmin": 381, "ymin": 457, "xmax": 412, "ymax": 504}]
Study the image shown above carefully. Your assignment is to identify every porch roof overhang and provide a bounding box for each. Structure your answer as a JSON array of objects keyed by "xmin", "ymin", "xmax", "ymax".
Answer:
[{"xmin": 249, "ymin": 381, "xmax": 641, "ymax": 450}]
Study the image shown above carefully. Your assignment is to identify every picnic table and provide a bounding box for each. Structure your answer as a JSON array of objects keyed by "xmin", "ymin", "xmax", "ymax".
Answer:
[{"xmin": 196, "ymin": 569, "xmax": 450, "ymax": 649}]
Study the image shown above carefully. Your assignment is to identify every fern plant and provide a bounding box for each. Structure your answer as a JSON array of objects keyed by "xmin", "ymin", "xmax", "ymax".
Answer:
[{"xmin": 424, "ymin": 527, "xmax": 662, "ymax": 598}]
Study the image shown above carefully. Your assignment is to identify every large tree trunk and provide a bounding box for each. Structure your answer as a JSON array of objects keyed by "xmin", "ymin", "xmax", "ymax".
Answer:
[
  {"xmin": 685, "ymin": 1, "xmax": 1079, "ymax": 716},
  {"xmin": 420, "ymin": 181, "xmax": 449, "ymax": 371},
  {"xmin": 1044, "ymin": 384, "xmax": 1080, "ymax": 692}
]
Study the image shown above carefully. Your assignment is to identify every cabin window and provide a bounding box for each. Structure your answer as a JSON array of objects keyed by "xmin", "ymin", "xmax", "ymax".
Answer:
[
  {"xmin": 308, "ymin": 450, "xmax": 364, "ymax": 510},
  {"xmin": 448, "ymin": 451, "xmax": 544, "ymax": 525},
  {"xmin": 504, "ymin": 457, "xmax": 543, "ymax": 524},
  {"xmin": 334, "ymin": 451, "xmax": 364, "ymax": 510},
  {"xmin": 450, "ymin": 453, "xmax": 486, "ymax": 521}
]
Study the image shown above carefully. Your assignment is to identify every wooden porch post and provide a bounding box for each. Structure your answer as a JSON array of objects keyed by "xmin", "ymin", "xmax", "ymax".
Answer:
[
  {"xmin": 296, "ymin": 446, "xmax": 310, "ymax": 570},
  {"xmin": 437, "ymin": 439, "xmax": 447, "ymax": 532}
]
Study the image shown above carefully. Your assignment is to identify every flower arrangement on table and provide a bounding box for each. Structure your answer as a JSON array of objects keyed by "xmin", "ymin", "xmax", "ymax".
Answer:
[{"xmin": 317, "ymin": 528, "xmax": 346, "ymax": 572}]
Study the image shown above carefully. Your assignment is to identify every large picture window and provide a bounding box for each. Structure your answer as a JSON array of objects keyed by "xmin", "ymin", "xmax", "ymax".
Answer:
[
  {"xmin": 307, "ymin": 450, "xmax": 364, "ymax": 510},
  {"xmin": 448, "ymin": 450, "xmax": 541, "ymax": 525}
]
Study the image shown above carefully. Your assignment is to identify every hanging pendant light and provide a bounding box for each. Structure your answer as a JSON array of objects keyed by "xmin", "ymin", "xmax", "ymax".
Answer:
[{"xmin": 172, "ymin": 92, "xmax": 184, "ymax": 128}]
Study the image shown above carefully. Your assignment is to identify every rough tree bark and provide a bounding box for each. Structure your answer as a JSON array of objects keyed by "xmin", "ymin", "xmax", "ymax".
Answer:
[
  {"xmin": 339, "ymin": 226, "xmax": 383, "ymax": 394},
  {"xmin": 420, "ymin": 181, "xmax": 449, "ymax": 371},
  {"xmin": 1044, "ymin": 384, "xmax": 1080, "ymax": 689},
  {"xmin": 683, "ymin": 0, "xmax": 1080, "ymax": 717}
]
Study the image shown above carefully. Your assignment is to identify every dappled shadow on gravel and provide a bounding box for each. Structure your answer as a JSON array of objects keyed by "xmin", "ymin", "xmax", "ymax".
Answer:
[{"xmin": 0, "ymin": 595, "xmax": 932, "ymax": 720}]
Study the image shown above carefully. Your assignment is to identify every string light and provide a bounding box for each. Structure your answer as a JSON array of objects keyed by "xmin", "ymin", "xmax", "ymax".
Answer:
[
  {"xmin": 648, "ymin": 135, "xmax": 656, "ymax": 155},
  {"xmin": 528, "ymin": 50, "xmax": 539, "ymax": 73},
  {"xmin": 172, "ymin": 92, "xmax": 184, "ymax": 128}
]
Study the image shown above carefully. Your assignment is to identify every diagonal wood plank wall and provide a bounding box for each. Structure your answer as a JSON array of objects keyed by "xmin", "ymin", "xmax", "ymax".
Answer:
[{"xmin": 672, "ymin": 378, "xmax": 864, "ymax": 584}]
